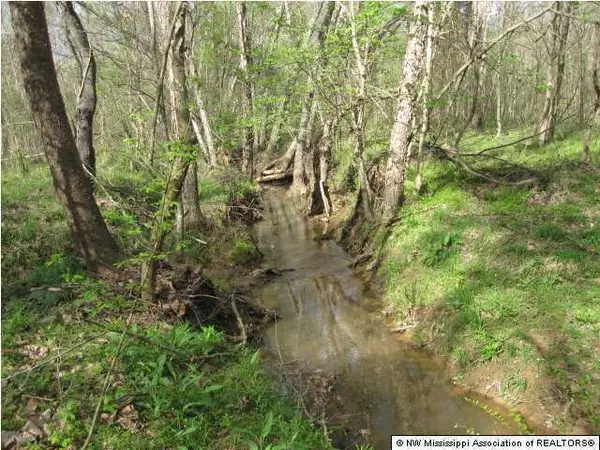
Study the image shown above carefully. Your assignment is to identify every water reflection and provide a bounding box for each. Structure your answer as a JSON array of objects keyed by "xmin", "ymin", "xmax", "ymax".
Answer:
[{"xmin": 255, "ymin": 188, "xmax": 513, "ymax": 449}]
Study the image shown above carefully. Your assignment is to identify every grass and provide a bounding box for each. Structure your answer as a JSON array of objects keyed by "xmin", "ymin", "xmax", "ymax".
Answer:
[
  {"xmin": 377, "ymin": 131, "xmax": 600, "ymax": 433},
  {"xmin": 1, "ymin": 161, "xmax": 333, "ymax": 449}
]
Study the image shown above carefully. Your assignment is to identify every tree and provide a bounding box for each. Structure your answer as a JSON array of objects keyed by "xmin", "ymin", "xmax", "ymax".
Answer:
[
  {"xmin": 289, "ymin": 1, "xmax": 336, "ymax": 200},
  {"xmin": 9, "ymin": 1, "xmax": 121, "ymax": 270},
  {"xmin": 583, "ymin": 22, "xmax": 599, "ymax": 163},
  {"xmin": 57, "ymin": 1, "xmax": 98, "ymax": 183},
  {"xmin": 142, "ymin": 2, "xmax": 201, "ymax": 301},
  {"xmin": 380, "ymin": 0, "xmax": 429, "ymax": 222},
  {"xmin": 538, "ymin": 2, "xmax": 571, "ymax": 146},
  {"xmin": 166, "ymin": 2, "xmax": 204, "ymax": 237},
  {"xmin": 236, "ymin": 1, "xmax": 255, "ymax": 176}
]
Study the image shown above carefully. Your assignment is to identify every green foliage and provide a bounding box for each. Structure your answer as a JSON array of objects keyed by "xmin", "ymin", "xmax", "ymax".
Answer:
[{"xmin": 420, "ymin": 231, "xmax": 462, "ymax": 267}]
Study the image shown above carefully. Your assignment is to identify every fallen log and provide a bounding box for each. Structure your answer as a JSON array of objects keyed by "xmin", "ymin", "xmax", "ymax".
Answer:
[{"xmin": 256, "ymin": 169, "xmax": 292, "ymax": 183}]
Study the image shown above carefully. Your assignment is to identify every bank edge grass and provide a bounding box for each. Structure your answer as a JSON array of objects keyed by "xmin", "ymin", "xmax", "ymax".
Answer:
[
  {"xmin": 2, "ymin": 281, "xmax": 331, "ymax": 449},
  {"xmin": 378, "ymin": 133, "xmax": 600, "ymax": 432},
  {"xmin": 1, "ymin": 165, "xmax": 332, "ymax": 449}
]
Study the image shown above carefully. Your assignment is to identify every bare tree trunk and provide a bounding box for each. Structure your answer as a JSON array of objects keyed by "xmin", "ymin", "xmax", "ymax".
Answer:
[
  {"xmin": 380, "ymin": 0, "xmax": 428, "ymax": 222},
  {"xmin": 146, "ymin": 1, "xmax": 171, "ymax": 159},
  {"xmin": 290, "ymin": 1, "xmax": 335, "ymax": 199},
  {"xmin": 236, "ymin": 1, "xmax": 255, "ymax": 177},
  {"xmin": 347, "ymin": 1, "xmax": 375, "ymax": 217},
  {"xmin": 471, "ymin": 2, "xmax": 488, "ymax": 132},
  {"xmin": 306, "ymin": 114, "xmax": 336, "ymax": 216},
  {"xmin": 167, "ymin": 3, "xmax": 203, "ymax": 237},
  {"xmin": 143, "ymin": 3, "xmax": 199, "ymax": 301},
  {"xmin": 58, "ymin": 1, "xmax": 97, "ymax": 182},
  {"xmin": 187, "ymin": 6, "xmax": 217, "ymax": 168},
  {"xmin": 319, "ymin": 118, "xmax": 335, "ymax": 217},
  {"xmin": 496, "ymin": 68, "xmax": 503, "ymax": 138},
  {"xmin": 265, "ymin": 93, "xmax": 289, "ymax": 158},
  {"xmin": 10, "ymin": 1, "xmax": 121, "ymax": 270},
  {"xmin": 538, "ymin": 2, "xmax": 570, "ymax": 146},
  {"xmin": 583, "ymin": 23, "xmax": 599, "ymax": 163},
  {"xmin": 415, "ymin": 4, "xmax": 437, "ymax": 194}
]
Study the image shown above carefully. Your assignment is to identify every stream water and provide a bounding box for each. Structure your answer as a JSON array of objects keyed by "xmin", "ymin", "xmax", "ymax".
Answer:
[{"xmin": 254, "ymin": 187, "xmax": 515, "ymax": 449}]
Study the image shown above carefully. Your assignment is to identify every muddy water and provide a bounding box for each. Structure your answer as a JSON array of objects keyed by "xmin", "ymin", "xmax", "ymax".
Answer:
[{"xmin": 255, "ymin": 187, "xmax": 515, "ymax": 449}]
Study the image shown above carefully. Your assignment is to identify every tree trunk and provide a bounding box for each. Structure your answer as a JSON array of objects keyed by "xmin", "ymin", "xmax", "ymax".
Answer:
[
  {"xmin": 306, "ymin": 116, "xmax": 336, "ymax": 216},
  {"xmin": 319, "ymin": 118, "xmax": 335, "ymax": 217},
  {"xmin": 415, "ymin": 4, "xmax": 436, "ymax": 194},
  {"xmin": 470, "ymin": 2, "xmax": 488, "ymax": 132},
  {"xmin": 290, "ymin": 93, "xmax": 316, "ymax": 197},
  {"xmin": 289, "ymin": 1, "xmax": 335, "ymax": 200},
  {"xmin": 265, "ymin": 93, "xmax": 289, "ymax": 159},
  {"xmin": 380, "ymin": 0, "xmax": 428, "ymax": 222},
  {"xmin": 143, "ymin": 3, "xmax": 199, "ymax": 301},
  {"xmin": 538, "ymin": 2, "xmax": 570, "ymax": 146},
  {"xmin": 583, "ymin": 23, "xmax": 599, "ymax": 163},
  {"xmin": 348, "ymin": 0, "xmax": 375, "ymax": 217},
  {"xmin": 188, "ymin": 58, "xmax": 217, "ymax": 168},
  {"xmin": 496, "ymin": 69, "xmax": 503, "ymax": 138},
  {"xmin": 236, "ymin": 1, "xmax": 255, "ymax": 177},
  {"xmin": 57, "ymin": 1, "xmax": 97, "ymax": 182},
  {"xmin": 168, "ymin": 3, "xmax": 203, "ymax": 236},
  {"xmin": 10, "ymin": 1, "xmax": 121, "ymax": 270}
]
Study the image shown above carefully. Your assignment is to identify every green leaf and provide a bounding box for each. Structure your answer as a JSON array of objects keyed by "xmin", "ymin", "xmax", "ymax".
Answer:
[
  {"xmin": 261, "ymin": 412, "xmax": 273, "ymax": 440},
  {"xmin": 250, "ymin": 349, "xmax": 260, "ymax": 365}
]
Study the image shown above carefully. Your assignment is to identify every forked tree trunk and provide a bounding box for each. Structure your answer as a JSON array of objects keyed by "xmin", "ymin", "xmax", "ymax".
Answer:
[
  {"xmin": 380, "ymin": 0, "xmax": 429, "ymax": 222},
  {"xmin": 10, "ymin": 1, "xmax": 121, "ymax": 270},
  {"xmin": 306, "ymin": 116, "xmax": 336, "ymax": 215},
  {"xmin": 143, "ymin": 3, "xmax": 200, "ymax": 301},
  {"xmin": 168, "ymin": 4, "xmax": 203, "ymax": 236},
  {"xmin": 57, "ymin": 1, "xmax": 97, "ymax": 182},
  {"xmin": 290, "ymin": 1, "xmax": 335, "ymax": 199}
]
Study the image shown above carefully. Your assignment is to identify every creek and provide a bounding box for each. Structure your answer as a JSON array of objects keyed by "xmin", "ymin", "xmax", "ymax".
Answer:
[{"xmin": 254, "ymin": 187, "xmax": 517, "ymax": 449}]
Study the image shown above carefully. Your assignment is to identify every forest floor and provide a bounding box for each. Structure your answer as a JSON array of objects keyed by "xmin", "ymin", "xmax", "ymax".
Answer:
[
  {"xmin": 2, "ymin": 131, "xmax": 598, "ymax": 448},
  {"xmin": 343, "ymin": 131, "xmax": 599, "ymax": 435},
  {"xmin": 1, "ymin": 164, "xmax": 334, "ymax": 449}
]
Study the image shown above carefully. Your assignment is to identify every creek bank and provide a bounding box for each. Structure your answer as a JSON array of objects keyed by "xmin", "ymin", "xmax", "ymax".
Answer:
[{"xmin": 318, "ymin": 159, "xmax": 599, "ymax": 436}]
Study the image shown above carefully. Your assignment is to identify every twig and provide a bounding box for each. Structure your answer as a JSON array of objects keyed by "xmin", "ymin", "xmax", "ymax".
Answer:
[
  {"xmin": 230, "ymin": 295, "xmax": 247, "ymax": 345},
  {"xmin": 76, "ymin": 50, "xmax": 92, "ymax": 103}
]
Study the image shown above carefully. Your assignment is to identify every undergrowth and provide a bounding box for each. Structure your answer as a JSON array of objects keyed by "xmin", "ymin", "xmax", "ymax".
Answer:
[{"xmin": 1, "ymin": 163, "xmax": 332, "ymax": 449}]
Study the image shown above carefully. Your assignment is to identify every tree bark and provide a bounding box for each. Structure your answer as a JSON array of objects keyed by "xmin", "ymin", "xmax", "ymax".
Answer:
[
  {"xmin": 470, "ymin": 2, "xmax": 488, "ymax": 132},
  {"xmin": 10, "ymin": 1, "xmax": 121, "ymax": 270},
  {"xmin": 538, "ymin": 2, "xmax": 571, "ymax": 146},
  {"xmin": 57, "ymin": 1, "xmax": 97, "ymax": 182},
  {"xmin": 236, "ymin": 1, "xmax": 255, "ymax": 177},
  {"xmin": 583, "ymin": 23, "xmax": 599, "ymax": 163},
  {"xmin": 415, "ymin": 4, "xmax": 437, "ymax": 194},
  {"xmin": 289, "ymin": 1, "xmax": 335, "ymax": 199},
  {"xmin": 187, "ymin": 5, "xmax": 217, "ymax": 168},
  {"xmin": 167, "ymin": 3, "xmax": 203, "ymax": 236},
  {"xmin": 143, "ymin": 3, "xmax": 200, "ymax": 301},
  {"xmin": 380, "ymin": 0, "xmax": 429, "ymax": 222}
]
